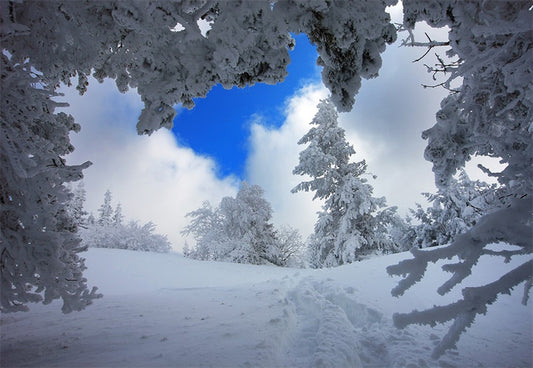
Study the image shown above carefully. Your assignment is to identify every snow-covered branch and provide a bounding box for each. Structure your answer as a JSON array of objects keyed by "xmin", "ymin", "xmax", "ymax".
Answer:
[
  {"xmin": 393, "ymin": 258, "xmax": 532, "ymax": 359},
  {"xmin": 388, "ymin": 195, "xmax": 532, "ymax": 358}
]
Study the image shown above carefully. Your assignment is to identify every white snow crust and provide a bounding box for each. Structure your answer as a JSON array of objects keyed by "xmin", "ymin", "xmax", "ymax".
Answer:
[{"xmin": 1, "ymin": 247, "xmax": 531, "ymax": 367}]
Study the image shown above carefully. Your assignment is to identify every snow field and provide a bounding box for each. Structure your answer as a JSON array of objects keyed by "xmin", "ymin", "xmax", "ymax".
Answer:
[{"xmin": 1, "ymin": 248, "xmax": 531, "ymax": 367}]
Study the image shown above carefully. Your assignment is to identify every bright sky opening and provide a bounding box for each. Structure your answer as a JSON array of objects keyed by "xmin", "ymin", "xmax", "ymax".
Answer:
[{"xmin": 172, "ymin": 34, "xmax": 320, "ymax": 178}]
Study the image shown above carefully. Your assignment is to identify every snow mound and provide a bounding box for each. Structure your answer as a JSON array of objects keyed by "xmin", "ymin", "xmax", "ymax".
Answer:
[{"xmin": 1, "ymin": 248, "xmax": 531, "ymax": 367}]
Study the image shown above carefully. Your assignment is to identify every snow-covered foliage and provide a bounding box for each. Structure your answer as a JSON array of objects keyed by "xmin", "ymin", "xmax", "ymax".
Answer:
[
  {"xmin": 410, "ymin": 170, "xmax": 504, "ymax": 249},
  {"xmin": 73, "ymin": 189, "xmax": 171, "ymax": 253},
  {"xmin": 82, "ymin": 221, "xmax": 171, "ymax": 254},
  {"xmin": 388, "ymin": 0, "xmax": 533, "ymax": 358},
  {"xmin": 1, "ymin": 0, "xmax": 397, "ymax": 134},
  {"xmin": 0, "ymin": 53, "xmax": 100, "ymax": 313},
  {"xmin": 183, "ymin": 183, "xmax": 303, "ymax": 266},
  {"xmin": 1, "ymin": 0, "xmax": 397, "ymax": 312},
  {"xmin": 272, "ymin": 225, "xmax": 306, "ymax": 268},
  {"xmin": 293, "ymin": 99, "xmax": 398, "ymax": 267}
]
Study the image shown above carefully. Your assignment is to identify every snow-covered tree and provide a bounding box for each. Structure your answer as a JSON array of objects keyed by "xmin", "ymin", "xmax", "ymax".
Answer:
[
  {"xmin": 67, "ymin": 182, "xmax": 89, "ymax": 228},
  {"xmin": 97, "ymin": 190, "xmax": 113, "ymax": 226},
  {"xmin": 293, "ymin": 98, "xmax": 396, "ymax": 267},
  {"xmin": 271, "ymin": 225, "xmax": 306, "ymax": 268},
  {"xmin": 87, "ymin": 213, "xmax": 96, "ymax": 226},
  {"xmin": 410, "ymin": 170, "xmax": 504, "ymax": 249},
  {"xmin": 181, "ymin": 201, "xmax": 222, "ymax": 261},
  {"xmin": 183, "ymin": 183, "xmax": 290, "ymax": 266},
  {"xmin": 113, "ymin": 203, "xmax": 124, "ymax": 226},
  {"xmin": 0, "ymin": 53, "xmax": 100, "ymax": 313},
  {"xmin": 182, "ymin": 241, "xmax": 191, "ymax": 258},
  {"xmin": 1, "ymin": 0, "xmax": 397, "ymax": 312},
  {"xmin": 224, "ymin": 182, "xmax": 278, "ymax": 265},
  {"xmin": 387, "ymin": 0, "xmax": 532, "ymax": 358}
]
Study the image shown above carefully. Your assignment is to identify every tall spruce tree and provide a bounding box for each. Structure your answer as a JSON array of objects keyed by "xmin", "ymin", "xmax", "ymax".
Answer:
[
  {"xmin": 97, "ymin": 190, "xmax": 113, "ymax": 226},
  {"xmin": 292, "ymin": 98, "xmax": 395, "ymax": 267}
]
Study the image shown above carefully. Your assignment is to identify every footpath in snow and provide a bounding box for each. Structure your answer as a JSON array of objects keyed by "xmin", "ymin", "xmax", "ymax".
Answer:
[{"xmin": 1, "ymin": 248, "xmax": 531, "ymax": 367}]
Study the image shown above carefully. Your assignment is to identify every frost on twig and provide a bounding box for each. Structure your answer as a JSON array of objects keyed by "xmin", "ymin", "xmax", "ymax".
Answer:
[{"xmin": 387, "ymin": 199, "xmax": 532, "ymax": 358}]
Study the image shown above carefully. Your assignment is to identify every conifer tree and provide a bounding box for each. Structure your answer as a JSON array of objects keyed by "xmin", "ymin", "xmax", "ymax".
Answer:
[
  {"xmin": 97, "ymin": 190, "xmax": 113, "ymax": 226},
  {"xmin": 113, "ymin": 203, "xmax": 124, "ymax": 226},
  {"xmin": 293, "ymin": 99, "xmax": 396, "ymax": 267},
  {"xmin": 68, "ymin": 182, "xmax": 89, "ymax": 228}
]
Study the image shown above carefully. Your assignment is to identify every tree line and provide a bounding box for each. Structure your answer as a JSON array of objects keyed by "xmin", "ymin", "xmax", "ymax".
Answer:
[{"xmin": 68, "ymin": 184, "xmax": 171, "ymax": 254}]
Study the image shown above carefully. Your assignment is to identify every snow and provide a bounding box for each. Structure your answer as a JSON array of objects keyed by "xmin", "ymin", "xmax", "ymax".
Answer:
[{"xmin": 2, "ymin": 248, "xmax": 531, "ymax": 367}]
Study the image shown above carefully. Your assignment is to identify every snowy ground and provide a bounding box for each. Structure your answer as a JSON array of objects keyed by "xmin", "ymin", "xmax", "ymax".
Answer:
[{"xmin": 1, "ymin": 248, "xmax": 531, "ymax": 367}]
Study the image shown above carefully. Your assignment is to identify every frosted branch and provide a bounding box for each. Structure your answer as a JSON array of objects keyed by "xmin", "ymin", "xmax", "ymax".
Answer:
[
  {"xmin": 393, "ymin": 259, "xmax": 532, "ymax": 358},
  {"xmin": 388, "ymin": 198, "xmax": 532, "ymax": 357}
]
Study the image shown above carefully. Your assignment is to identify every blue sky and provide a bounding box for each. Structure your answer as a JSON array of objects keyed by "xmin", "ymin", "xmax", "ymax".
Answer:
[{"xmin": 172, "ymin": 34, "xmax": 320, "ymax": 178}]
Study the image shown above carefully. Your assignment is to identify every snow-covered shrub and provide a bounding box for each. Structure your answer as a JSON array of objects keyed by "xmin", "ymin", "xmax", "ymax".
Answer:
[
  {"xmin": 293, "ymin": 99, "xmax": 398, "ymax": 267},
  {"xmin": 81, "ymin": 221, "xmax": 171, "ymax": 254}
]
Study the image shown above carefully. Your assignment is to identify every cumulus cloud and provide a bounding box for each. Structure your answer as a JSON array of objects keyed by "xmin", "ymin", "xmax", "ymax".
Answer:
[
  {"xmin": 62, "ymin": 79, "xmax": 239, "ymax": 250},
  {"xmin": 246, "ymin": 84, "xmax": 328, "ymax": 239}
]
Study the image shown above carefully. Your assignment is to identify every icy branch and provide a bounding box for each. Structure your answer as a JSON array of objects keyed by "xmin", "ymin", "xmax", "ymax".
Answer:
[
  {"xmin": 393, "ymin": 259, "xmax": 532, "ymax": 359},
  {"xmin": 401, "ymin": 30, "xmax": 450, "ymax": 63},
  {"xmin": 388, "ymin": 198, "xmax": 532, "ymax": 357}
]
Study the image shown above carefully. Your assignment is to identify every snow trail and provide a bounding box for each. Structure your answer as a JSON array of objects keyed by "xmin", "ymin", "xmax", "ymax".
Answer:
[{"xmin": 273, "ymin": 276, "xmax": 462, "ymax": 368}]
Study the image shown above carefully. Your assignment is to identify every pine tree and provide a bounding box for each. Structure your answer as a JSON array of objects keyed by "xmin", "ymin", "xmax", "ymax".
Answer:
[
  {"xmin": 113, "ymin": 203, "xmax": 124, "ymax": 226},
  {"xmin": 182, "ymin": 241, "xmax": 191, "ymax": 258},
  {"xmin": 97, "ymin": 190, "xmax": 113, "ymax": 226},
  {"xmin": 293, "ymin": 98, "xmax": 395, "ymax": 267},
  {"xmin": 0, "ymin": 53, "xmax": 99, "ymax": 313},
  {"xmin": 67, "ymin": 181, "xmax": 88, "ymax": 228},
  {"xmin": 410, "ymin": 170, "xmax": 503, "ymax": 249}
]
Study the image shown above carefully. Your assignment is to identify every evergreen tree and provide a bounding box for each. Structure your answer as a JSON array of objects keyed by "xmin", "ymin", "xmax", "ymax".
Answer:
[
  {"xmin": 182, "ymin": 241, "xmax": 191, "ymax": 258},
  {"xmin": 113, "ymin": 203, "xmax": 124, "ymax": 226},
  {"xmin": 0, "ymin": 54, "xmax": 99, "ymax": 313},
  {"xmin": 388, "ymin": 1, "xmax": 531, "ymax": 358},
  {"xmin": 410, "ymin": 170, "xmax": 505, "ymax": 249},
  {"xmin": 293, "ymin": 98, "xmax": 395, "ymax": 267},
  {"xmin": 80, "ymin": 190, "xmax": 171, "ymax": 253},
  {"xmin": 97, "ymin": 190, "xmax": 113, "ymax": 226},
  {"xmin": 87, "ymin": 213, "xmax": 96, "ymax": 226},
  {"xmin": 67, "ymin": 181, "xmax": 89, "ymax": 228}
]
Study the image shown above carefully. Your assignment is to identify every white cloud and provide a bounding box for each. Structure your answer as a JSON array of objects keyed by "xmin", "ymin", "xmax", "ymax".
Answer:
[
  {"xmin": 61, "ymin": 78, "xmax": 239, "ymax": 250},
  {"xmin": 246, "ymin": 84, "xmax": 327, "ymax": 239}
]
